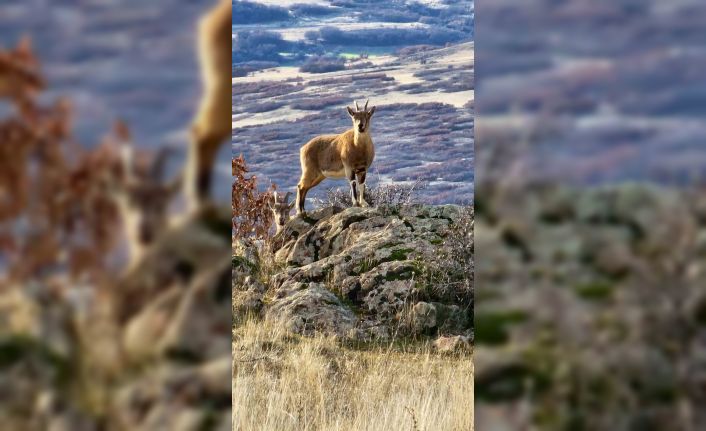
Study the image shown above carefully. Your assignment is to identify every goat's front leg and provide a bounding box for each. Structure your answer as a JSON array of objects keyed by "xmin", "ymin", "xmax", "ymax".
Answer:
[
  {"xmin": 356, "ymin": 169, "xmax": 369, "ymax": 207},
  {"xmin": 347, "ymin": 168, "xmax": 359, "ymax": 207}
]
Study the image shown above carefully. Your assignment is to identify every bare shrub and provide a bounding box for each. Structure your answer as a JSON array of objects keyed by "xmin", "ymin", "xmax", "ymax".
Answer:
[
  {"xmin": 310, "ymin": 179, "xmax": 428, "ymax": 209},
  {"xmin": 407, "ymin": 204, "xmax": 474, "ymax": 337},
  {"xmin": 291, "ymin": 95, "xmax": 347, "ymax": 111},
  {"xmin": 437, "ymin": 204, "xmax": 474, "ymax": 300},
  {"xmin": 245, "ymin": 101, "xmax": 285, "ymax": 114},
  {"xmin": 0, "ymin": 40, "xmax": 125, "ymax": 282},
  {"xmin": 232, "ymin": 155, "xmax": 275, "ymax": 239},
  {"xmin": 299, "ymin": 55, "xmax": 346, "ymax": 73}
]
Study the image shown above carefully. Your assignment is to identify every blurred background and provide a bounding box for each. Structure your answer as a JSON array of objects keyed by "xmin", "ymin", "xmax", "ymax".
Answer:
[
  {"xmin": 477, "ymin": 0, "xmax": 706, "ymax": 186},
  {"xmin": 0, "ymin": 1, "xmax": 231, "ymax": 429},
  {"xmin": 0, "ymin": 0, "xmax": 231, "ymax": 199},
  {"xmin": 233, "ymin": 0, "xmax": 474, "ymax": 205},
  {"xmin": 475, "ymin": 0, "xmax": 706, "ymax": 429}
]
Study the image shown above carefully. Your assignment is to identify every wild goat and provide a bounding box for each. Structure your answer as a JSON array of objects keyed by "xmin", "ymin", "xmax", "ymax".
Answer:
[
  {"xmin": 112, "ymin": 133, "xmax": 180, "ymax": 268},
  {"xmin": 184, "ymin": 0, "xmax": 231, "ymax": 213},
  {"xmin": 296, "ymin": 100, "xmax": 376, "ymax": 214},
  {"xmin": 269, "ymin": 191, "xmax": 294, "ymax": 234}
]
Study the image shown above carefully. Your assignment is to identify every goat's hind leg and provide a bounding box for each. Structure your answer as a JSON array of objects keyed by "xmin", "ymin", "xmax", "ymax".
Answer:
[
  {"xmin": 296, "ymin": 174, "xmax": 322, "ymax": 214},
  {"xmin": 296, "ymin": 183, "xmax": 308, "ymax": 214}
]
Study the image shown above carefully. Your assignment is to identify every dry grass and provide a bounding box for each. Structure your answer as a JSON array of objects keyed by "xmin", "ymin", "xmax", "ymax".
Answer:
[{"xmin": 233, "ymin": 318, "xmax": 473, "ymax": 431}]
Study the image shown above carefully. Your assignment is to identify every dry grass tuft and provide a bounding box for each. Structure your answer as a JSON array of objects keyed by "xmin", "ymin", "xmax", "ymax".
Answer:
[{"xmin": 233, "ymin": 318, "xmax": 473, "ymax": 431}]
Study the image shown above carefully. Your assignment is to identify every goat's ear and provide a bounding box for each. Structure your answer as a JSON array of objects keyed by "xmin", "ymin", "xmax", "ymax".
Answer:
[
  {"xmin": 284, "ymin": 191, "xmax": 292, "ymax": 202},
  {"xmin": 346, "ymin": 106, "xmax": 355, "ymax": 117},
  {"xmin": 368, "ymin": 106, "xmax": 376, "ymax": 116}
]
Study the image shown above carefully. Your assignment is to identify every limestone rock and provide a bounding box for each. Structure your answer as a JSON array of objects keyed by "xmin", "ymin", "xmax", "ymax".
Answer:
[
  {"xmin": 268, "ymin": 284, "xmax": 356, "ymax": 337},
  {"xmin": 263, "ymin": 205, "xmax": 473, "ymax": 339},
  {"xmin": 433, "ymin": 335, "xmax": 472, "ymax": 353}
]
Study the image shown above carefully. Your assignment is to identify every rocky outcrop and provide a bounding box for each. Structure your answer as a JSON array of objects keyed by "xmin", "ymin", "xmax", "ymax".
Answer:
[
  {"xmin": 474, "ymin": 183, "xmax": 706, "ymax": 429},
  {"xmin": 0, "ymin": 205, "xmax": 231, "ymax": 431},
  {"xmin": 269, "ymin": 284, "xmax": 357, "ymax": 337},
  {"xmin": 233, "ymin": 205, "xmax": 473, "ymax": 341},
  {"xmin": 433, "ymin": 334, "xmax": 472, "ymax": 353},
  {"xmin": 233, "ymin": 240, "xmax": 266, "ymax": 325}
]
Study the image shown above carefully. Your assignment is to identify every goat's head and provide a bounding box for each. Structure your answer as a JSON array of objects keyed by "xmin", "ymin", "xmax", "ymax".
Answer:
[
  {"xmin": 112, "ymin": 143, "xmax": 180, "ymax": 256},
  {"xmin": 346, "ymin": 99, "xmax": 376, "ymax": 134},
  {"xmin": 269, "ymin": 191, "xmax": 294, "ymax": 233}
]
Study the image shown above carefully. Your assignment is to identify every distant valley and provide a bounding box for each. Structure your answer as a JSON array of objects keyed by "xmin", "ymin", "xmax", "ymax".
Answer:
[{"xmin": 233, "ymin": 0, "xmax": 474, "ymax": 204}]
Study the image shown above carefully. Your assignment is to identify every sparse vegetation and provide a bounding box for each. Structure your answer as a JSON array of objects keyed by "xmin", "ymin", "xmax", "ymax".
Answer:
[
  {"xmin": 299, "ymin": 55, "xmax": 346, "ymax": 74},
  {"xmin": 232, "ymin": 155, "xmax": 275, "ymax": 239},
  {"xmin": 232, "ymin": 1, "xmax": 290, "ymax": 25},
  {"xmin": 233, "ymin": 317, "xmax": 473, "ymax": 431},
  {"xmin": 0, "ymin": 40, "xmax": 122, "ymax": 281},
  {"xmin": 306, "ymin": 26, "xmax": 466, "ymax": 47},
  {"xmin": 311, "ymin": 179, "xmax": 427, "ymax": 209},
  {"xmin": 290, "ymin": 3, "xmax": 339, "ymax": 18},
  {"xmin": 423, "ymin": 204, "xmax": 474, "ymax": 304},
  {"xmin": 291, "ymin": 95, "xmax": 348, "ymax": 111},
  {"xmin": 233, "ymin": 30, "xmax": 293, "ymax": 64}
]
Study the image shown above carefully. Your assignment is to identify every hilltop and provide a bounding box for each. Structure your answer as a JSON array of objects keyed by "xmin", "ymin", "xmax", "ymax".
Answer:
[
  {"xmin": 233, "ymin": 203, "xmax": 473, "ymax": 430},
  {"xmin": 234, "ymin": 204, "xmax": 473, "ymax": 342}
]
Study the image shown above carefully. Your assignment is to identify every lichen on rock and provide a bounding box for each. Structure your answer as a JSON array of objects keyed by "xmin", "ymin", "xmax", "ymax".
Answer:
[{"xmin": 234, "ymin": 204, "xmax": 473, "ymax": 342}]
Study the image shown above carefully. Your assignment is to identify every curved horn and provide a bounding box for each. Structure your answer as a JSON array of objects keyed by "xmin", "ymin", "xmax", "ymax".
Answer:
[
  {"xmin": 284, "ymin": 191, "xmax": 292, "ymax": 201},
  {"xmin": 364, "ymin": 99, "xmax": 369, "ymax": 111},
  {"xmin": 354, "ymin": 100, "xmax": 360, "ymax": 112}
]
